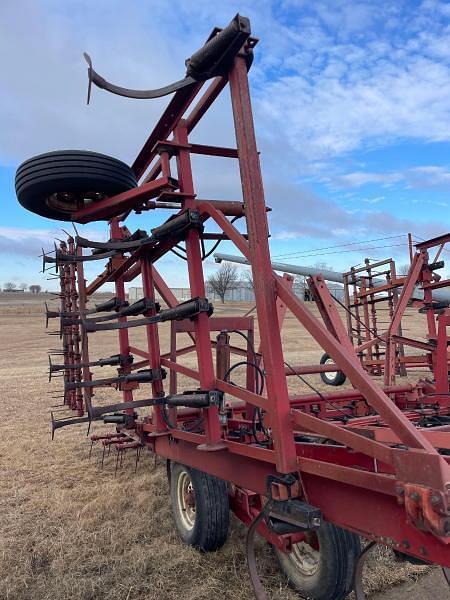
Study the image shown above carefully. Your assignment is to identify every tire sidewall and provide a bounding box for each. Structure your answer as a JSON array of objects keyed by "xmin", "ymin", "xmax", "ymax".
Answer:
[
  {"xmin": 15, "ymin": 150, "xmax": 137, "ymax": 222},
  {"xmin": 320, "ymin": 353, "xmax": 346, "ymax": 386},
  {"xmin": 276, "ymin": 523, "xmax": 336, "ymax": 599},
  {"xmin": 275, "ymin": 522, "xmax": 360, "ymax": 600},
  {"xmin": 170, "ymin": 463, "xmax": 201, "ymax": 546},
  {"xmin": 170, "ymin": 462, "xmax": 229, "ymax": 551}
]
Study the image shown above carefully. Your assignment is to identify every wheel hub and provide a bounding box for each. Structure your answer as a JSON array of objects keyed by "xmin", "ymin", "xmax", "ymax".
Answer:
[
  {"xmin": 289, "ymin": 534, "xmax": 320, "ymax": 577},
  {"xmin": 324, "ymin": 357, "xmax": 338, "ymax": 381},
  {"xmin": 176, "ymin": 470, "xmax": 196, "ymax": 530},
  {"xmin": 46, "ymin": 191, "xmax": 106, "ymax": 214}
]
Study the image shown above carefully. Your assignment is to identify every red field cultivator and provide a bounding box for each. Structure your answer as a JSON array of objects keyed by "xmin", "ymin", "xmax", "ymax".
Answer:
[
  {"xmin": 293, "ymin": 238, "xmax": 450, "ymax": 392},
  {"xmin": 342, "ymin": 240, "xmax": 450, "ymax": 387},
  {"xmin": 216, "ymin": 235, "xmax": 450, "ymax": 390},
  {"xmin": 16, "ymin": 15, "xmax": 450, "ymax": 599}
]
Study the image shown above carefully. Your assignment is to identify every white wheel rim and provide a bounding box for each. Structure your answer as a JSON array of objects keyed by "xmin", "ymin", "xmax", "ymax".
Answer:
[
  {"xmin": 289, "ymin": 539, "xmax": 320, "ymax": 577},
  {"xmin": 176, "ymin": 470, "xmax": 196, "ymax": 530},
  {"xmin": 324, "ymin": 357, "xmax": 338, "ymax": 381}
]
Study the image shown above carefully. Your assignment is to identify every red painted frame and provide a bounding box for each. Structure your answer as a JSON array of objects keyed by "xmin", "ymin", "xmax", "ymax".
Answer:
[{"xmin": 47, "ymin": 42, "xmax": 450, "ymax": 571}]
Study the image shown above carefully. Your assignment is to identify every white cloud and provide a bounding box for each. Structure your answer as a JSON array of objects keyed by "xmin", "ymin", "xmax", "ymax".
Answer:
[
  {"xmin": 3, "ymin": 0, "xmax": 450, "ymax": 170},
  {"xmin": 409, "ymin": 165, "xmax": 450, "ymax": 186},
  {"xmin": 253, "ymin": 2, "xmax": 450, "ymax": 162},
  {"xmin": 3, "ymin": 0, "xmax": 450, "ymax": 284},
  {"xmin": 362, "ymin": 196, "xmax": 384, "ymax": 204},
  {"xmin": 272, "ymin": 230, "xmax": 302, "ymax": 240},
  {"xmin": 0, "ymin": 225, "xmax": 106, "ymax": 257},
  {"xmin": 0, "ymin": 0, "xmax": 198, "ymax": 166},
  {"xmin": 327, "ymin": 165, "xmax": 450, "ymax": 190},
  {"xmin": 332, "ymin": 172, "xmax": 403, "ymax": 187},
  {"xmin": 257, "ymin": 57, "xmax": 450, "ymax": 160},
  {"xmin": 0, "ymin": 226, "xmax": 57, "ymax": 241}
]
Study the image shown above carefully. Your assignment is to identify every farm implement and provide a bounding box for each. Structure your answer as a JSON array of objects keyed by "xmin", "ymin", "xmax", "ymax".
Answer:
[
  {"xmin": 216, "ymin": 235, "xmax": 450, "ymax": 388},
  {"xmin": 16, "ymin": 14, "xmax": 450, "ymax": 599}
]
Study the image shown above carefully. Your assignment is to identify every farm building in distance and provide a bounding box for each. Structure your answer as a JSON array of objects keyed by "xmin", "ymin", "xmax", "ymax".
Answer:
[{"xmin": 128, "ymin": 280, "xmax": 345, "ymax": 303}]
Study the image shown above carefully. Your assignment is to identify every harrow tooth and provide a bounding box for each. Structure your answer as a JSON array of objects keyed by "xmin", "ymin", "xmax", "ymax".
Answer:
[
  {"xmin": 111, "ymin": 441, "xmax": 142, "ymax": 476},
  {"xmin": 88, "ymin": 440, "xmax": 94, "ymax": 460},
  {"xmin": 134, "ymin": 446, "xmax": 141, "ymax": 473},
  {"xmin": 88, "ymin": 432, "xmax": 133, "ymax": 470},
  {"xmin": 114, "ymin": 449, "xmax": 120, "ymax": 476}
]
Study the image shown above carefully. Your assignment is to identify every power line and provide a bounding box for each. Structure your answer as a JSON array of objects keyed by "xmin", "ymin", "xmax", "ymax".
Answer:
[
  {"xmin": 278, "ymin": 242, "xmax": 407, "ymax": 261},
  {"xmin": 272, "ymin": 234, "xmax": 406, "ymax": 259}
]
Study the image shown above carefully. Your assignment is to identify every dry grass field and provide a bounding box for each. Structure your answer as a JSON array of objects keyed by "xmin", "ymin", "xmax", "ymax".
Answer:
[{"xmin": 0, "ymin": 292, "xmax": 448, "ymax": 600}]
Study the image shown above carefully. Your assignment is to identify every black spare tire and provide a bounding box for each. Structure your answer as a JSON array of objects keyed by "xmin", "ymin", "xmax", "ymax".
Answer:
[
  {"xmin": 15, "ymin": 150, "xmax": 137, "ymax": 222},
  {"xmin": 319, "ymin": 353, "xmax": 347, "ymax": 386}
]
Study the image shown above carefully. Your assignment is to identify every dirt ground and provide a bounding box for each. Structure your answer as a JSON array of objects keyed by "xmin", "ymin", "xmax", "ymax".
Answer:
[{"xmin": 0, "ymin": 292, "xmax": 447, "ymax": 600}]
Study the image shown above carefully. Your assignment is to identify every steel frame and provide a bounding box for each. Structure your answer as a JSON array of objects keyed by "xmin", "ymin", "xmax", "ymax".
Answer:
[
  {"xmin": 276, "ymin": 241, "xmax": 450, "ymax": 390},
  {"xmin": 42, "ymin": 31, "xmax": 450, "ymax": 582},
  {"xmin": 339, "ymin": 245, "xmax": 450, "ymax": 386}
]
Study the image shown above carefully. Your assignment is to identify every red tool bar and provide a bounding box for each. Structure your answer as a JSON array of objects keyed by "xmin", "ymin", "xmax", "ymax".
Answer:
[
  {"xmin": 133, "ymin": 82, "xmax": 204, "ymax": 179},
  {"xmin": 229, "ymin": 54, "xmax": 297, "ymax": 472},
  {"xmin": 140, "ymin": 77, "xmax": 228, "ymax": 183},
  {"xmin": 74, "ymin": 176, "xmax": 173, "ymax": 223},
  {"xmin": 275, "ymin": 275, "xmax": 443, "ymax": 455},
  {"xmin": 415, "ymin": 232, "xmax": 450, "ymax": 250}
]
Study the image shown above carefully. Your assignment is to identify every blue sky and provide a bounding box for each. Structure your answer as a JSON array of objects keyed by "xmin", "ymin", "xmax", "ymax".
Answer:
[{"xmin": 2, "ymin": 0, "xmax": 450, "ymax": 289}]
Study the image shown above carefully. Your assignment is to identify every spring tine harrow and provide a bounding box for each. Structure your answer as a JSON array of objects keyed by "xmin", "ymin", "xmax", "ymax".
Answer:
[{"xmin": 113, "ymin": 441, "xmax": 142, "ymax": 476}]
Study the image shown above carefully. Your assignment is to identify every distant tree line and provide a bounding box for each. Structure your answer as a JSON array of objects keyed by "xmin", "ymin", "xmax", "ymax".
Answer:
[{"xmin": 2, "ymin": 282, "xmax": 41, "ymax": 293}]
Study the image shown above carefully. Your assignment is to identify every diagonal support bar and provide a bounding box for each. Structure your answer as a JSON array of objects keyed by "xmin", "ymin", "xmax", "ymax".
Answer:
[{"xmin": 275, "ymin": 275, "xmax": 442, "ymax": 454}]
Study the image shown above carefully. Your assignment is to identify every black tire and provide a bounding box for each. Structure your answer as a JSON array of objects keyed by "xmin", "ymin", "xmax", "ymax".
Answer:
[
  {"xmin": 274, "ymin": 522, "xmax": 360, "ymax": 600},
  {"xmin": 15, "ymin": 150, "xmax": 137, "ymax": 222},
  {"xmin": 169, "ymin": 462, "xmax": 229, "ymax": 552},
  {"xmin": 320, "ymin": 353, "xmax": 346, "ymax": 386}
]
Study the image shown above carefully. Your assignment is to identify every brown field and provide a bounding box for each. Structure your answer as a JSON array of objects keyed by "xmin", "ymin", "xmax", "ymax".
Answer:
[{"xmin": 0, "ymin": 292, "xmax": 448, "ymax": 600}]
